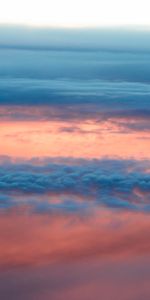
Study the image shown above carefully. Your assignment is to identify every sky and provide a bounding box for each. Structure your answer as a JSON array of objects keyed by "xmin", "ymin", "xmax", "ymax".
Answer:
[
  {"xmin": 0, "ymin": 0, "xmax": 150, "ymax": 27},
  {"xmin": 0, "ymin": 34, "xmax": 150, "ymax": 298},
  {"xmin": 0, "ymin": 6, "xmax": 150, "ymax": 300}
]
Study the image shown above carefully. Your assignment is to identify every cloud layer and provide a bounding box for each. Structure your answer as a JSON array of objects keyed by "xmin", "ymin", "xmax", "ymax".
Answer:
[
  {"xmin": 0, "ymin": 27, "xmax": 150, "ymax": 300},
  {"xmin": 0, "ymin": 158, "xmax": 149, "ymax": 212}
]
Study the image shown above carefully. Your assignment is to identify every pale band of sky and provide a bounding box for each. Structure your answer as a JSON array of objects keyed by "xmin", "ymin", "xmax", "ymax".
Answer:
[{"xmin": 0, "ymin": 0, "xmax": 150, "ymax": 28}]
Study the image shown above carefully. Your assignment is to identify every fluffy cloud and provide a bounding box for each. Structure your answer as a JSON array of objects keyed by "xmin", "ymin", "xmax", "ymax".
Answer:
[{"xmin": 0, "ymin": 158, "xmax": 149, "ymax": 211}]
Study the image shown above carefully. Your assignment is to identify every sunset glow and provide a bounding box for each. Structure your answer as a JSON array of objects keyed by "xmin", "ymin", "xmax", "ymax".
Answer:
[{"xmin": 0, "ymin": 22, "xmax": 150, "ymax": 300}]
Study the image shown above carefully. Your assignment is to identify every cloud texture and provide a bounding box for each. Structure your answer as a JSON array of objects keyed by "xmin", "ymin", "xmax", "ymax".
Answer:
[{"xmin": 0, "ymin": 158, "xmax": 149, "ymax": 211}]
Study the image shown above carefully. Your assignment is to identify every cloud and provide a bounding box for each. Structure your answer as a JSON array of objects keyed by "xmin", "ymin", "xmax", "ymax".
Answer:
[
  {"xmin": 1, "ymin": 208, "xmax": 150, "ymax": 269},
  {"xmin": 1, "ymin": 78, "xmax": 150, "ymax": 105},
  {"xmin": 1, "ymin": 27, "xmax": 150, "ymax": 52},
  {"xmin": 0, "ymin": 76, "xmax": 150, "ymax": 133},
  {"xmin": 0, "ymin": 44, "xmax": 150, "ymax": 134},
  {"xmin": 0, "ymin": 158, "xmax": 149, "ymax": 211},
  {"xmin": 1, "ymin": 106, "xmax": 150, "ymax": 135},
  {"xmin": 1, "ymin": 258, "xmax": 150, "ymax": 300}
]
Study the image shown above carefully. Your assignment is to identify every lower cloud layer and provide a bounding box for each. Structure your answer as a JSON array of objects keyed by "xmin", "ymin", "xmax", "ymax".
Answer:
[{"xmin": 0, "ymin": 157, "xmax": 150, "ymax": 299}]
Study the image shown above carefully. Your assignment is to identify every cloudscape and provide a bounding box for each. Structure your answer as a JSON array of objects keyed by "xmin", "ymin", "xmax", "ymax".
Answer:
[{"xmin": 0, "ymin": 7, "xmax": 150, "ymax": 299}]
